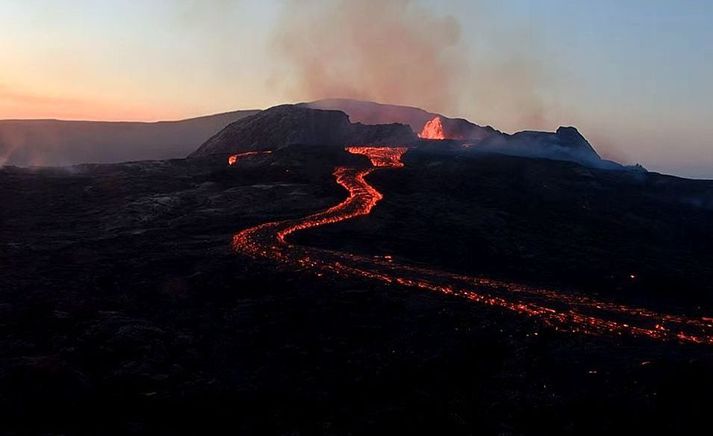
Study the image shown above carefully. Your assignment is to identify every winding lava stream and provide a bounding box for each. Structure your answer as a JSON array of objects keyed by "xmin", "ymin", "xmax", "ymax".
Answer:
[{"xmin": 233, "ymin": 147, "xmax": 713, "ymax": 345}]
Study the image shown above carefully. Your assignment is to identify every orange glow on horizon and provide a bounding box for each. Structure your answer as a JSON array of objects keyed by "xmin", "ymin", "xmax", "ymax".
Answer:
[{"xmin": 0, "ymin": 88, "xmax": 187, "ymax": 122}]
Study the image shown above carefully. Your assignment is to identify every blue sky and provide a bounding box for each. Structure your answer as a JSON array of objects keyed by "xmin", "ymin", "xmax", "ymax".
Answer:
[{"xmin": 1, "ymin": 0, "xmax": 712, "ymax": 177}]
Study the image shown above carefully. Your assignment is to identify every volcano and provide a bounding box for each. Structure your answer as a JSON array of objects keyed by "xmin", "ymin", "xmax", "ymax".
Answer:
[
  {"xmin": 190, "ymin": 104, "xmax": 417, "ymax": 157},
  {"xmin": 3, "ymin": 98, "xmax": 713, "ymax": 435},
  {"xmin": 192, "ymin": 101, "xmax": 615, "ymax": 170},
  {"xmin": 304, "ymin": 98, "xmax": 498, "ymax": 141}
]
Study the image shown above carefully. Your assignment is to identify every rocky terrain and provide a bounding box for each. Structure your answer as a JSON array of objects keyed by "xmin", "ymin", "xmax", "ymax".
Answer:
[
  {"xmin": 195, "ymin": 103, "xmax": 622, "ymax": 171},
  {"xmin": 2, "ymin": 142, "xmax": 713, "ymax": 434},
  {"xmin": 191, "ymin": 105, "xmax": 417, "ymax": 157},
  {"xmin": 477, "ymin": 126, "xmax": 618, "ymax": 169},
  {"xmin": 304, "ymin": 98, "xmax": 498, "ymax": 140}
]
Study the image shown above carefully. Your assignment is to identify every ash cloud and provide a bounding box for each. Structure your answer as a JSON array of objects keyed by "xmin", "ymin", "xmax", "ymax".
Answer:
[{"xmin": 270, "ymin": 0, "xmax": 556, "ymax": 131}]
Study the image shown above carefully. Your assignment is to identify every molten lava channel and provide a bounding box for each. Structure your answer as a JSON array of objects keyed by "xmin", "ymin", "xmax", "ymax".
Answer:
[{"xmin": 231, "ymin": 146, "xmax": 713, "ymax": 345}]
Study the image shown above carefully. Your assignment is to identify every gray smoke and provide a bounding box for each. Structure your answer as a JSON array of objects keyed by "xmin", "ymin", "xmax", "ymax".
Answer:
[{"xmin": 270, "ymin": 0, "xmax": 556, "ymax": 131}]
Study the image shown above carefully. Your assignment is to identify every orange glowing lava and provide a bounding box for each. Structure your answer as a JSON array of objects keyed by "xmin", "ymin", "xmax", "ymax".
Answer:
[
  {"xmin": 418, "ymin": 116, "xmax": 447, "ymax": 140},
  {"xmin": 228, "ymin": 150, "xmax": 272, "ymax": 166},
  {"xmin": 345, "ymin": 146, "xmax": 407, "ymax": 167},
  {"xmin": 232, "ymin": 146, "xmax": 713, "ymax": 346}
]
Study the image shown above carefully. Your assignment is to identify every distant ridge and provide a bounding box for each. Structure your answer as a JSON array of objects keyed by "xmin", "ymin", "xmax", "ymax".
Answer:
[
  {"xmin": 0, "ymin": 110, "xmax": 259, "ymax": 167},
  {"xmin": 303, "ymin": 98, "xmax": 498, "ymax": 140}
]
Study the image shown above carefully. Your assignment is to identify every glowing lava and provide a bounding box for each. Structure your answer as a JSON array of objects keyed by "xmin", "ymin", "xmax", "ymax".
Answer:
[
  {"xmin": 345, "ymin": 146, "xmax": 407, "ymax": 168},
  {"xmin": 228, "ymin": 150, "xmax": 272, "ymax": 166},
  {"xmin": 232, "ymin": 146, "xmax": 713, "ymax": 345},
  {"xmin": 419, "ymin": 116, "xmax": 447, "ymax": 140}
]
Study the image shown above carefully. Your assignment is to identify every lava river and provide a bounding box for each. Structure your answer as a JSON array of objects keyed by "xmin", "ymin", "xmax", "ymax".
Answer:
[{"xmin": 232, "ymin": 146, "xmax": 713, "ymax": 345}]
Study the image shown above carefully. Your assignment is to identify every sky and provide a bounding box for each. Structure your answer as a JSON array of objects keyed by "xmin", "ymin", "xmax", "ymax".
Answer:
[{"xmin": 1, "ymin": 0, "xmax": 712, "ymax": 178}]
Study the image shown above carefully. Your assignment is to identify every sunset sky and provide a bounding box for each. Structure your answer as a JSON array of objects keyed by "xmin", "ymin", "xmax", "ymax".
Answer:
[{"xmin": 2, "ymin": 0, "xmax": 712, "ymax": 177}]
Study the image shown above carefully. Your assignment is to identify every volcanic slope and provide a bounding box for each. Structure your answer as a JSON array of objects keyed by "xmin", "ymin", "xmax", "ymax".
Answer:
[
  {"xmin": 304, "ymin": 98, "xmax": 498, "ymax": 141},
  {"xmin": 304, "ymin": 99, "xmax": 615, "ymax": 168},
  {"xmin": 190, "ymin": 104, "xmax": 417, "ymax": 157}
]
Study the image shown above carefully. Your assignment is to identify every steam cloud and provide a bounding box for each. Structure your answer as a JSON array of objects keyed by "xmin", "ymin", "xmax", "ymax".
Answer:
[{"xmin": 270, "ymin": 0, "xmax": 555, "ymax": 131}]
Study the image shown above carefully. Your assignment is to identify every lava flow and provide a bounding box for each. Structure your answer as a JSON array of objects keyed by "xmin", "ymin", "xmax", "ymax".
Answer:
[
  {"xmin": 345, "ymin": 146, "xmax": 407, "ymax": 168},
  {"xmin": 419, "ymin": 116, "xmax": 447, "ymax": 140},
  {"xmin": 232, "ymin": 146, "xmax": 713, "ymax": 345},
  {"xmin": 228, "ymin": 150, "xmax": 272, "ymax": 166}
]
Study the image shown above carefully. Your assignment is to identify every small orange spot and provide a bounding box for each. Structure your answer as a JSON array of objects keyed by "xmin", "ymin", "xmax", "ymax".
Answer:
[{"xmin": 227, "ymin": 150, "xmax": 271, "ymax": 166}]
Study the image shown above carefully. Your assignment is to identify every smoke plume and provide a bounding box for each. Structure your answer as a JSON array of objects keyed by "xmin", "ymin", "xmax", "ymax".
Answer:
[{"xmin": 270, "ymin": 0, "xmax": 555, "ymax": 131}]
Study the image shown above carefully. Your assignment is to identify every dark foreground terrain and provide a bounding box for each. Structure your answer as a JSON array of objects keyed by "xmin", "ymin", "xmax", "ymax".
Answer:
[{"xmin": 1, "ymin": 146, "xmax": 713, "ymax": 435}]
